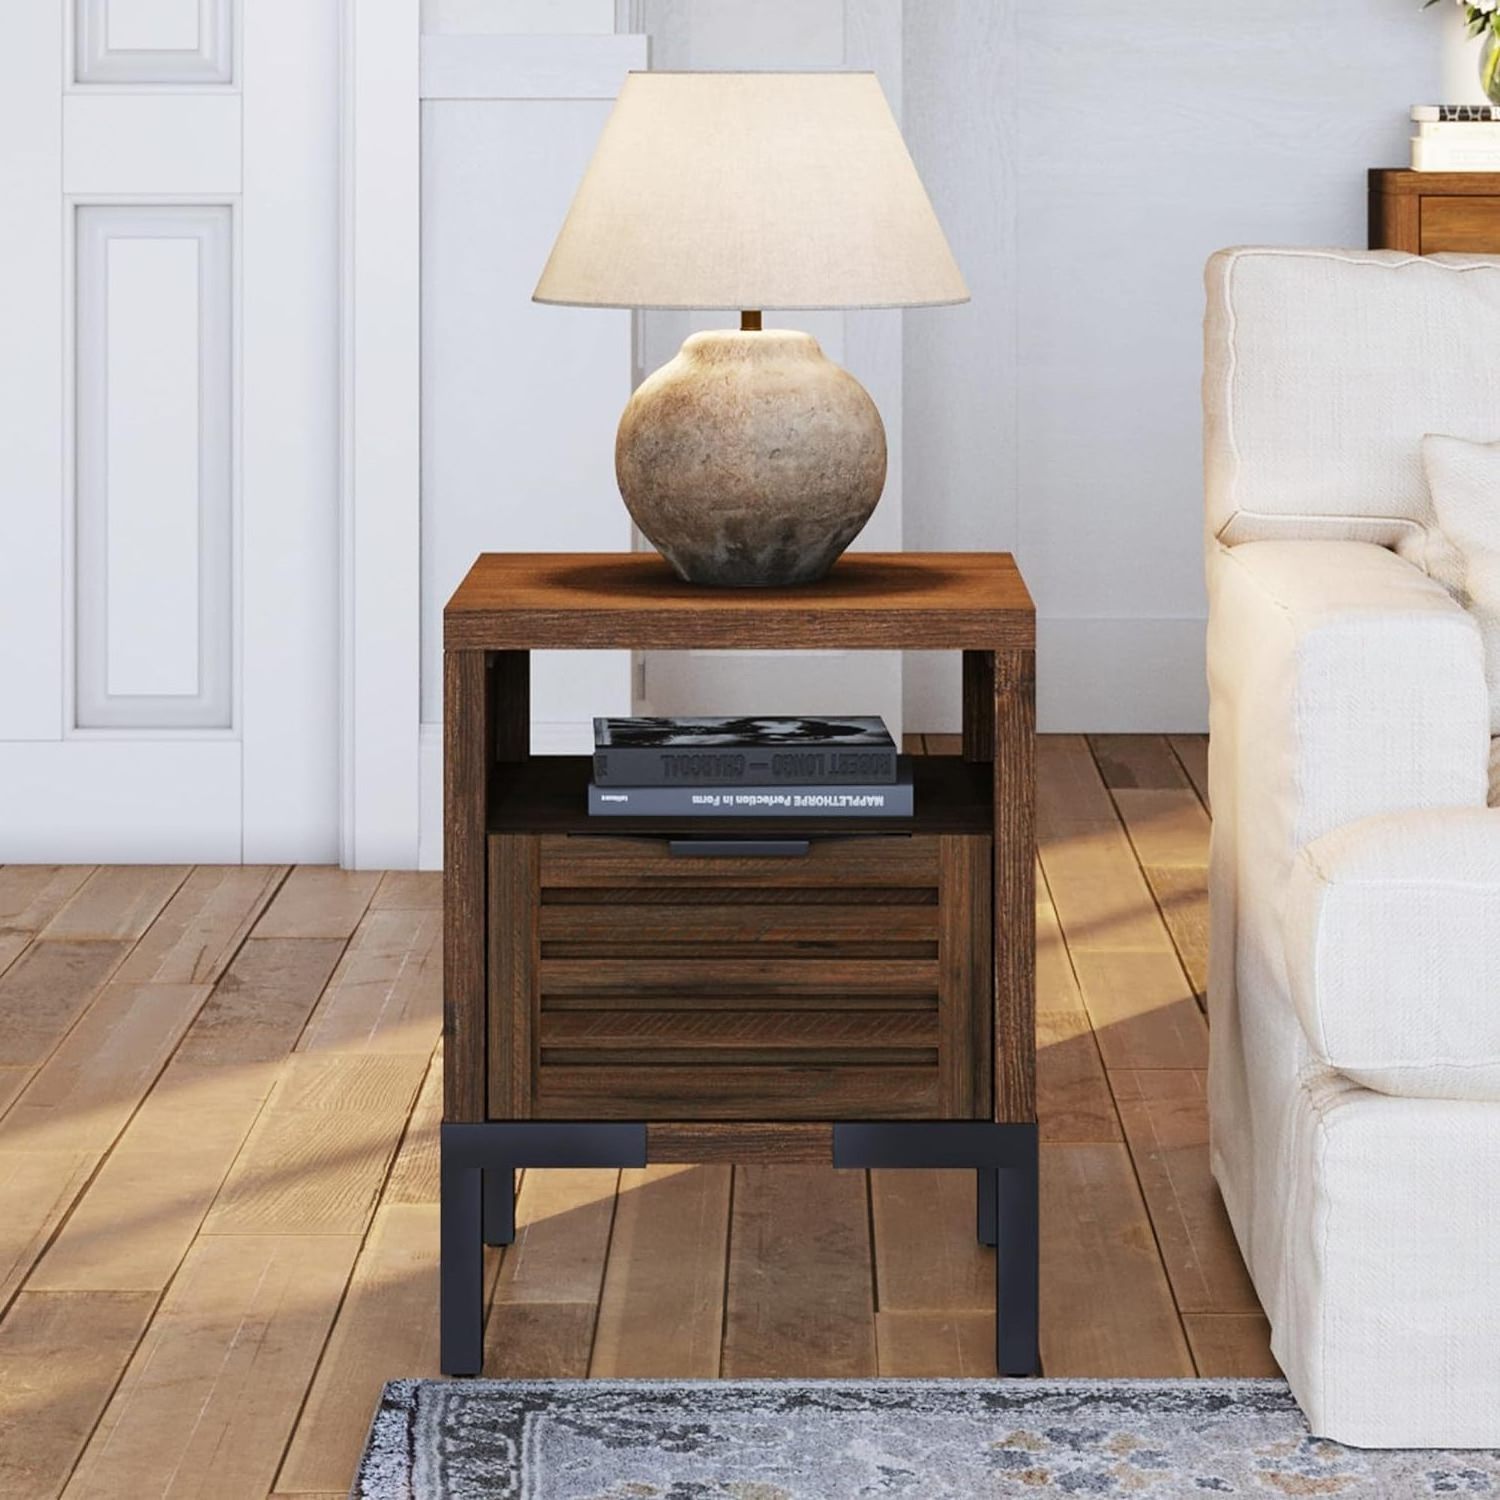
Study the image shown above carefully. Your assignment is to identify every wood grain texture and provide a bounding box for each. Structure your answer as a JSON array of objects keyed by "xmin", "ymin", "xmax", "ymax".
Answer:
[
  {"xmin": 1168, "ymin": 734, "xmax": 1210, "ymax": 808},
  {"xmin": 0, "ymin": 981, "xmax": 209, "ymax": 1154},
  {"xmin": 112, "ymin": 865, "xmax": 284, "ymax": 985},
  {"xmin": 29, "ymin": 1062, "xmax": 269, "ymax": 1292},
  {"xmin": 0, "ymin": 941, "xmax": 130, "ymax": 1070},
  {"xmin": 253, "ymin": 867, "xmax": 379, "ymax": 941},
  {"xmin": 0, "ymin": 867, "xmax": 92, "ymax": 981},
  {"xmin": 277, "ymin": 1204, "xmax": 496, "ymax": 1495},
  {"xmin": 992, "ymin": 647, "xmax": 1035, "ymax": 1122},
  {"xmin": 445, "ymin": 552, "xmax": 1035, "ymax": 651},
  {"xmin": 542, "ymin": 832, "xmax": 940, "ymax": 887},
  {"xmin": 1036, "ymin": 870, "xmax": 1120, "ymax": 1144},
  {"xmin": 1183, "ymin": 1312, "xmax": 1282, "ymax": 1377},
  {"xmin": 172, "ymin": 936, "xmax": 345, "ymax": 1067},
  {"xmin": 645, "ymin": 1122, "xmax": 833, "ymax": 1164},
  {"xmin": 63, "ymin": 1234, "xmax": 358, "ymax": 1500},
  {"xmin": 1421, "ymin": 193, "xmax": 1500, "ymax": 253},
  {"xmin": 0, "ymin": 1151, "xmax": 97, "ymax": 1312},
  {"xmin": 1040, "ymin": 1143, "xmax": 1193, "ymax": 1377},
  {"xmin": 41, "ymin": 866, "xmax": 186, "ymax": 942},
  {"xmin": 590, "ymin": 1165, "xmax": 731, "ymax": 1377},
  {"xmin": 1089, "ymin": 734, "xmax": 1187, "ymax": 790},
  {"xmin": 372, "ymin": 871, "xmax": 443, "ymax": 910},
  {"xmin": 484, "ymin": 1168, "xmax": 620, "ymax": 1378},
  {"xmin": 445, "ymin": 648, "xmax": 490, "ymax": 1121},
  {"xmin": 1112, "ymin": 1069, "xmax": 1258, "ymax": 1314},
  {"xmin": 297, "ymin": 905, "xmax": 441, "ymax": 1055},
  {"xmin": 534, "ymin": 1064, "xmax": 940, "ymax": 1121},
  {"xmin": 876, "ymin": 1311, "xmax": 995, "ymax": 1376},
  {"xmin": 0, "ymin": 1289, "xmax": 155, "ymax": 1500},
  {"xmin": 722, "ymin": 1165, "xmax": 876, "ymax": 1377},
  {"xmin": 381, "ymin": 1049, "xmax": 443, "ymax": 1205},
  {"xmin": 201, "ymin": 1054, "xmax": 425, "ymax": 1236},
  {"xmin": 871, "ymin": 1169, "xmax": 990, "ymax": 1312},
  {"xmin": 939, "ymin": 834, "xmax": 990, "ymax": 1115},
  {"xmin": 1071, "ymin": 950, "xmax": 1208, "ymax": 1072},
  {"xmin": 489, "ymin": 834, "xmax": 538, "ymax": 1119}
]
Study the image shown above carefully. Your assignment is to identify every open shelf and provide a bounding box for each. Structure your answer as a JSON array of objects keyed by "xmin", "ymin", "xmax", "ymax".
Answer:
[{"xmin": 487, "ymin": 753, "xmax": 993, "ymax": 837}]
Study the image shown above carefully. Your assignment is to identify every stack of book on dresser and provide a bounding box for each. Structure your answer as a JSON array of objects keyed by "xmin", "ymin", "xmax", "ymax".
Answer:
[
  {"xmin": 588, "ymin": 716, "xmax": 913, "ymax": 817},
  {"xmin": 1411, "ymin": 105, "xmax": 1500, "ymax": 170}
]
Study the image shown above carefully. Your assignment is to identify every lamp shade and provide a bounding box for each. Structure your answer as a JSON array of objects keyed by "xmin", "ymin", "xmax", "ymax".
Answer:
[{"xmin": 533, "ymin": 71, "xmax": 968, "ymax": 311}]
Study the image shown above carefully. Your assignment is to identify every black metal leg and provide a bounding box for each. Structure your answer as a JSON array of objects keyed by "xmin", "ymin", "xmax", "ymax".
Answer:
[
  {"xmin": 440, "ymin": 1153, "xmax": 484, "ymax": 1377},
  {"xmin": 977, "ymin": 1166, "xmax": 998, "ymax": 1247},
  {"xmin": 833, "ymin": 1120, "xmax": 1038, "ymax": 1377},
  {"xmin": 483, "ymin": 1167, "xmax": 515, "ymax": 1246},
  {"xmin": 996, "ymin": 1144, "xmax": 1040, "ymax": 1376},
  {"xmin": 440, "ymin": 1121, "xmax": 647, "ymax": 1376}
]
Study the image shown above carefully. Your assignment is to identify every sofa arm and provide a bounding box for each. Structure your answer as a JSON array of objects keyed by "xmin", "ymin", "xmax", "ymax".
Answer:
[
  {"xmin": 1208, "ymin": 539, "xmax": 1488, "ymax": 862},
  {"xmin": 1287, "ymin": 808, "xmax": 1500, "ymax": 1099}
]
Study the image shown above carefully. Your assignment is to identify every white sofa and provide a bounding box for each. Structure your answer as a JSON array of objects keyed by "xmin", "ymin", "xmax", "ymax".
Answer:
[{"xmin": 1204, "ymin": 247, "xmax": 1500, "ymax": 1448}]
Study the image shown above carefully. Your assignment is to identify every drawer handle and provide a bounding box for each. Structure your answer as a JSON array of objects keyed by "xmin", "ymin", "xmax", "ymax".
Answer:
[{"xmin": 668, "ymin": 839, "xmax": 811, "ymax": 858}]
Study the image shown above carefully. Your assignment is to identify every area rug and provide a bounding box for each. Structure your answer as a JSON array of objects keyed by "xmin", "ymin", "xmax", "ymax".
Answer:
[{"xmin": 351, "ymin": 1378, "xmax": 1500, "ymax": 1498}]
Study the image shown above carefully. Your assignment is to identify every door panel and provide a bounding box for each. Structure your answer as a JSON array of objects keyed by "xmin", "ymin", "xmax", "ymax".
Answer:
[{"xmin": 0, "ymin": 0, "xmax": 340, "ymax": 861}]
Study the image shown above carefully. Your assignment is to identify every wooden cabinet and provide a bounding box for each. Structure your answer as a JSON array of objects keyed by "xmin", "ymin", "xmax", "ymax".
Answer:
[
  {"xmin": 1370, "ymin": 169, "xmax": 1500, "ymax": 252},
  {"xmin": 438, "ymin": 551, "xmax": 1040, "ymax": 1377},
  {"xmin": 491, "ymin": 829, "xmax": 992, "ymax": 1123}
]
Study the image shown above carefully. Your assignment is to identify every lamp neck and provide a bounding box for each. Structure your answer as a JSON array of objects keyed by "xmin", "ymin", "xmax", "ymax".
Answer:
[{"xmin": 740, "ymin": 309, "xmax": 762, "ymax": 332}]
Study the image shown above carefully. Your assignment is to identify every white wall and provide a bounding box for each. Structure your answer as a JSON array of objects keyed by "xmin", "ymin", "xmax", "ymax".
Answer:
[{"xmin": 902, "ymin": 0, "xmax": 1439, "ymax": 732}]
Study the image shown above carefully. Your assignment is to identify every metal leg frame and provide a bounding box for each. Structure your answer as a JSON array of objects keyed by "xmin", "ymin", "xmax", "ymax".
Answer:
[
  {"xmin": 833, "ymin": 1121, "xmax": 1039, "ymax": 1376},
  {"xmin": 440, "ymin": 1122, "xmax": 647, "ymax": 1376}
]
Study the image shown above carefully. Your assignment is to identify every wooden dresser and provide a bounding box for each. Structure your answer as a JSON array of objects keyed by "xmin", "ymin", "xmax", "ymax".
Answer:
[
  {"xmin": 1370, "ymin": 169, "xmax": 1500, "ymax": 252},
  {"xmin": 439, "ymin": 551, "xmax": 1039, "ymax": 1379}
]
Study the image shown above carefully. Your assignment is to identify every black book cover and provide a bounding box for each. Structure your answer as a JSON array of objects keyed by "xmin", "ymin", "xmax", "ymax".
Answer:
[
  {"xmin": 593, "ymin": 715, "xmax": 898, "ymax": 786},
  {"xmin": 589, "ymin": 762, "xmax": 914, "ymax": 817}
]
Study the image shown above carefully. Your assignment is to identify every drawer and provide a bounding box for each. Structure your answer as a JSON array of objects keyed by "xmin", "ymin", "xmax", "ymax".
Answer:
[
  {"xmin": 1421, "ymin": 195, "xmax": 1500, "ymax": 253},
  {"xmin": 487, "ymin": 831, "xmax": 992, "ymax": 1122}
]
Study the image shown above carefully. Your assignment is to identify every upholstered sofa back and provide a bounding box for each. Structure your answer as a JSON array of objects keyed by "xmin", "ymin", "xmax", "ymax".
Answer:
[{"xmin": 1204, "ymin": 247, "xmax": 1500, "ymax": 557}]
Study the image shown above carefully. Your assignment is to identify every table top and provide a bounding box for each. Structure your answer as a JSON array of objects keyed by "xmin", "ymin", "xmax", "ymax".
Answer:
[{"xmin": 444, "ymin": 552, "xmax": 1034, "ymax": 651}]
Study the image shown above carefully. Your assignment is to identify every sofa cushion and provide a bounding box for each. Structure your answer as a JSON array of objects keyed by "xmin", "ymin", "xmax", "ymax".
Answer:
[
  {"xmin": 1286, "ymin": 807, "xmax": 1500, "ymax": 1099},
  {"xmin": 1204, "ymin": 248, "xmax": 1500, "ymax": 584},
  {"xmin": 1424, "ymin": 433, "xmax": 1500, "ymax": 733}
]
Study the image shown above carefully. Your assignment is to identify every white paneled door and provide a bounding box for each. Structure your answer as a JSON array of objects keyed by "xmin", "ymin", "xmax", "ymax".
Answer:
[{"xmin": 0, "ymin": 0, "xmax": 340, "ymax": 861}]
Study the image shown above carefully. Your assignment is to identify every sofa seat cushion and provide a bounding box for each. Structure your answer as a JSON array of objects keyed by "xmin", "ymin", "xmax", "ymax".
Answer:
[{"xmin": 1286, "ymin": 807, "xmax": 1500, "ymax": 1099}]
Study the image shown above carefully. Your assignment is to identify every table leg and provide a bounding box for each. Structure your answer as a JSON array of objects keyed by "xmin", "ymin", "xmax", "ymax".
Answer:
[
  {"xmin": 483, "ymin": 1167, "xmax": 515, "ymax": 1246},
  {"xmin": 440, "ymin": 1153, "xmax": 484, "ymax": 1377},
  {"xmin": 977, "ymin": 1167, "xmax": 998, "ymax": 1247},
  {"xmin": 996, "ymin": 1140, "xmax": 1040, "ymax": 1376}
]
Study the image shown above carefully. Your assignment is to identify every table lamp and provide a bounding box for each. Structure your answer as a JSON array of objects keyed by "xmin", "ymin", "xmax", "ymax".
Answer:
[{"xmin": 534, "ymin": 71, "xmax": 968, "ymax": 587}]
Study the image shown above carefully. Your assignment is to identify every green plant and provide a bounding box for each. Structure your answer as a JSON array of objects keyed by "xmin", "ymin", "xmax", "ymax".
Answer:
[{"xmin": 1425, "ymin": 0, "xmax": 1500, "ymax": 42}]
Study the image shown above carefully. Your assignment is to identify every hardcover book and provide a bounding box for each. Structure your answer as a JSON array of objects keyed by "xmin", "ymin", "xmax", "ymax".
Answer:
[
  {"xmin": 588, "ymin": 763, "xmax": 914, "ymax": 818},
  {"xmin": 592, "ymin": 715, "xmax": 898, "ymax": 786}
]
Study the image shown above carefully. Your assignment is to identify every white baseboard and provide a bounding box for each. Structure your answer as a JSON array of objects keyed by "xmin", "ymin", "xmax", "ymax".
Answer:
[
  {"xmin": 418, "ymin": 717, "xmax": 591, "ymax": 871},
  {"xmin": 0, "ymin": 739, "xmax": 243, "ymax": 862},
  {"xmin": 905, "ymin": 617, "xmax": 1208, "ymax": 735}
]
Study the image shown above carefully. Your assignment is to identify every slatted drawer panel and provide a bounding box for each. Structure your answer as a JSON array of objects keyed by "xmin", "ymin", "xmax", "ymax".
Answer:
[{"xmin": 487, "ymin": 833, "xmax": 991, "ymax": 1122}]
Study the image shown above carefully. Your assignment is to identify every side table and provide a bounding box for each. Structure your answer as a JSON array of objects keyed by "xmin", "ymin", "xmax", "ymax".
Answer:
[{"xmin": 441, "ymin": 551, "xmax": 1037, "ymax": 1376}]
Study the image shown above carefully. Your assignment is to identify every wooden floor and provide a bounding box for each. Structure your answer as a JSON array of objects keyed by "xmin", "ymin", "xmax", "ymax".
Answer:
[{"xmin": 0, "ymin": 733, "xmax": 1274, "ymax": 1500}]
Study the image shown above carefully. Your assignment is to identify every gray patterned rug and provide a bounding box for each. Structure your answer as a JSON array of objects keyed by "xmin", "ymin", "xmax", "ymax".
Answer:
[{"xmin": 352, "ymin": 1378, "xmax": 1500, "ymax": 1498}]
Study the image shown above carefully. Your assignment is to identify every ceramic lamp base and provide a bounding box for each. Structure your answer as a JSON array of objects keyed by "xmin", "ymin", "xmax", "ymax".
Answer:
[{"xmin": 615, "ymin": 328, "xmax": 886, "ymax": 587}]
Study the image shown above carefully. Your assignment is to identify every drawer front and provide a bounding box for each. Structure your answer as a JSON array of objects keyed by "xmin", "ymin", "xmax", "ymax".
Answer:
[
  {"xmin": 487, "ymin": 832, "xmax": 992, "ymax": 1122},
  {"xmin": 1421, "ymin": 195, "xmax": 1500, "ymax": 253}
]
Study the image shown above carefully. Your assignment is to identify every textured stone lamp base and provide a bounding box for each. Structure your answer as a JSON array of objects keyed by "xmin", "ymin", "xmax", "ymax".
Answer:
[{"xmin": 616, "ymin": 329, "xmax": 886, "ymax": 587}]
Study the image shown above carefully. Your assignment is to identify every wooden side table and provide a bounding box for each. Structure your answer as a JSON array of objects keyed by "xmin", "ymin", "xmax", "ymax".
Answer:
[
  {"xmin": 1370, "ymin": 168, "xmax": 1500, "ymax": 253},
  {"xmin": 441, "ymin": 551, "xmax": 1037, "ymax": 1377}
]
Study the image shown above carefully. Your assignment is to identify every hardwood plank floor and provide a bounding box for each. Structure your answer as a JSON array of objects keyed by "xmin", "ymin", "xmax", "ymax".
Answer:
[{"xmin": 0, "ymin": 733, "xmax": 1275, "ymax": 1500}]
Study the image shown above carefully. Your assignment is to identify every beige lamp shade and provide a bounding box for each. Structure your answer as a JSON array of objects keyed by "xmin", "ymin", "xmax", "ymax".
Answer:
[{"xmin": 533, "ymin": 71, "xmax": 968, "ymax": 311}]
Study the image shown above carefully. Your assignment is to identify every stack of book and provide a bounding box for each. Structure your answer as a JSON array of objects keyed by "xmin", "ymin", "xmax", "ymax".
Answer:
[
  {"xmin": 1411, "ymin": 105, "xmax": 1500, "ymax": 171},
  {"xmin": 588, "ymin": 715, "xmax": 913, "ymax": 818}
]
